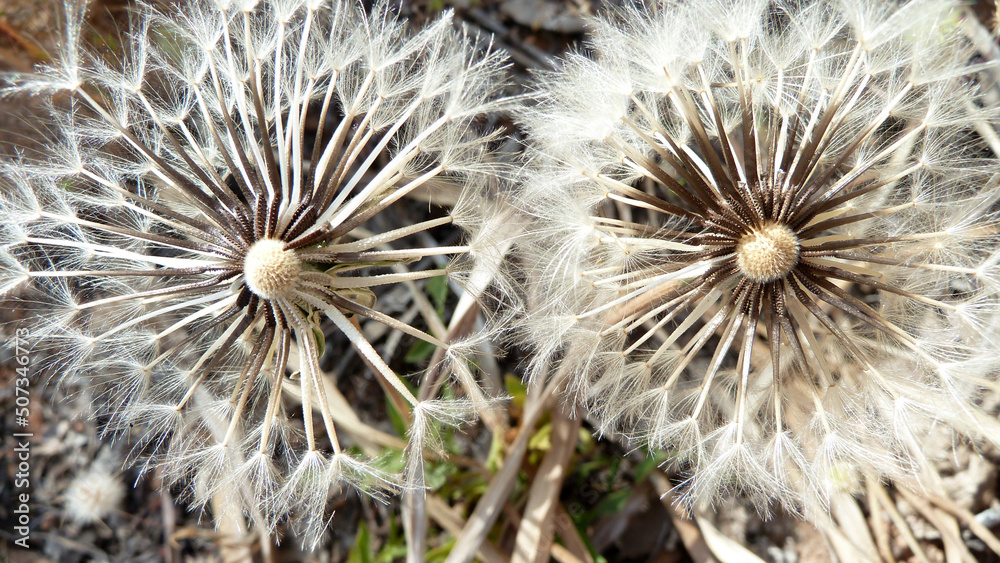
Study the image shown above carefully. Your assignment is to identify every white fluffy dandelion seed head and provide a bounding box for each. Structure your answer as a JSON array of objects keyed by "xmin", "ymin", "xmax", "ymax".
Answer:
[
  {"xmin": 1, "ymin": 0, "xmax": 509, "ymax": 543},
  {"xmin": 518, "ymin": 0, "xmax": 1000, "ymax": 515}
]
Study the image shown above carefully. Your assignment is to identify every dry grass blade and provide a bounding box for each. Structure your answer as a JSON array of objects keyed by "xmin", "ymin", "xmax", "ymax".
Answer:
[
  {"xmin": 652, "ymin": 471, "xmax": 770, "ymax": 563},
  {"xmin": 511, "ymin": 406, "xmax": 581, "ymax": 563},
  {"xmin": 870, "ymin": 482, "xmax": 932, "ymax": 563},
  {"xmin": 0, "ymin": 17, "xmax": 48, "ymax": 62},
  {"xmin": 161, "ymin": 484, "xmax": 178, "ymax": 563},
  {"xmin": 444, "ymin": 368, "xmax": 567, "ymax": 563},
  {"xmin": 551, "ymin": 543, "xmax": 588, "ymax": 563},
  {"xmin": 831, "ymin": 492, "xmax": 879, "ymax": 560},
  {"xmin": 649, "ymin": 472, "xmax": 715, "ymax": 563},
  {"xmin": 211, "ymin": 486, "xmax": 253, "ymax": 563},
  {"xmin": 462, "ymin": 8, "xmax": 559, "ymax": 70},
  {"xmin": 867, "ymin": 478, "xmax": 896, "ymax": 563},
  {"xmin": 818, "ymin": 522, "xmax": 879, "ymax": 563},
  {"xmin": 349, "ymin": 316, "xmax": 415, "ymax": 425},
  {"xmin": 897, "ymin": 488, "xmax": 975, "ymax": 563},
  {"xmin": 926, "ymin": 493, "xmax": 1000, "ymax": 557},
  {"xmin": 426, "ymin": 496, "xmax": 507, "ymax": 563},
  {"xmin": 283, "ymin": 342, "xmax": 407, "ymax": 454},
  {"xmin": 318, "ymin": 373, "xmax": 407, "ymax": 453},
  {"xmin": 692, "ymin": 512, "xmax": 767, "ymax": 563},
  {"xmin": 553, "ymin": 504, "xmax": 594, "ymax": 563}
]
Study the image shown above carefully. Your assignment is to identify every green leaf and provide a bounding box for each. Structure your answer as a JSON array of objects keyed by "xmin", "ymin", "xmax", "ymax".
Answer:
[
  {"xmin": 385, "ymin": 395, "xmax": 409, "ymax": 437},
  {"xmin": 404, "ymin": 339, "xmax": 436, "ymax": 364},
  {"xmin": 505, "ymin": 374, "xmax": 527, "ymax": 410},
  {"xmin": 634, "ymin": 450, "xmax": 668, "ymax": 482},
  {"xmin": 377, "ymin": 544, "xmax": 407, "ymax": 563},
  {"xmin": 528, "ymin": 422, "xmax": 553, "ymax": 452},
  {"xmin": 426, "ymin": 537, "xmax": 456, "ymax": 562},
  {"xmin": 373, "ymin": 446, "xmax": 406, "ymax": 475},
  {"xmin": 375, "ymin": 523, "xmax": 407, "ymax": 563},
  {"xmin": 375, "ymin": 513, "xmax": 406, "ymax": 563},
  {"xmin": 574, "ymin": 459, "xmax": 607, "ymax": 479},
  {"xmin": 426, "ymin": 273, "xmax": 449, "ymax": 318},
  {"xmin": 425, "ymin": 459, "xmax": 457, "ymax": 490},
  {"xmin": 605, "ymin": 456, "xmax": 622, "ymax": 489},
  {"xmin": 307, "ymin": 309, "xmax": 326, "ymax": 358},
  {"xmin": 579, "ymin": 488, "xmax": 631, "ymax": 527},
  {"xmin": 404, "ymin": 270, "xmax": 446, "ymax": 363},
  {"xmin": 347, "ymin": 521, "xmax": 375, "ymax": 563},
  {"xmin": 486, "ymin": 431, "xmax": 504, "ymax": 473},
  {"xmin": 576, "ymin": 428, "xmax": 596, "ymax": 455},
  {"xmin": 573, "ymin": 524, "xmax": 608, "ymax": 563},
  {"xmin": 337, "ymin": 287, "xmax": 377, "ymax": 309}
]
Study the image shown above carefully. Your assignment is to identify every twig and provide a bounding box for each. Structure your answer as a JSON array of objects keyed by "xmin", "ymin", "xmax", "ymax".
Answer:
[
  {"xmin": 460, "ymin": 9, "xmax": 558, "ymax": 71},
  {"xmin": 553, "ymin": 503, "xmax": 595, "ymax": 563},
  {"xmin": 0, "ymin": 18, "xmax": 48, "ymax": 62}
]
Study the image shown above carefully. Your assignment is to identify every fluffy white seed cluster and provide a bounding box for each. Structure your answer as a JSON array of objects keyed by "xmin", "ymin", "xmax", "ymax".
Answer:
[
  {"xmin": 243, "ymin": 239, "xmax": 302, "ymax": 299},
  {"xmin": 63, "ymin": 469, "xmax": 126, "ymax": 525},
  {"xmin": 0, "ymin": 0, "xmax": 506, "ymax": 545},
  {"xmin": 517, "ymin": 0, "xmax": 1000, "ymax": 515}
]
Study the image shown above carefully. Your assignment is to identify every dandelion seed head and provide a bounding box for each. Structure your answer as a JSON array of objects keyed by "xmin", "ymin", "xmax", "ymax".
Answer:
[
  {"xmin": 518, "ymin": 0, "xmax": 1000, "ymax": 514},
  {"xmin": 1, "ymin": 0, "xmax": 509, "ymax": 543}
]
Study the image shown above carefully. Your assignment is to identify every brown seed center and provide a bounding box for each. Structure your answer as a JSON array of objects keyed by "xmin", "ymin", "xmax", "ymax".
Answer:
[{"xmin": 735, "ymin": 222, "xmax": 800, "ymax": 283}]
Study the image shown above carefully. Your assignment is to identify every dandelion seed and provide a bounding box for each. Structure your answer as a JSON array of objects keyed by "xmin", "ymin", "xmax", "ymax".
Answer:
[
  {"xmin": 0, "ymin": 0, "xmax": 507, "ymax": 544},
  {"xmin": 518, "ymin": 0, "xmax": 1000, "ymax": 515}
]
